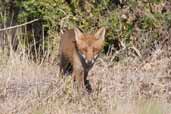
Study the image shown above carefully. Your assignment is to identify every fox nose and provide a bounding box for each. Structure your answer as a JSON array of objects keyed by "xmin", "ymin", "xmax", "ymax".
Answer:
[
  {"xmin": 87, "ymin": 60, "xmax": 92, "ymax": 65},
  {"xmin": 85, "ymin": 59, "xmax": 94, "ymax": 65}
]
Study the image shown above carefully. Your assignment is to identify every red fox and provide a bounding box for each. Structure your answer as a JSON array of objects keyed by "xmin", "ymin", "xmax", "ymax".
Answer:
[{"xmin": 59, "ymin": 27, "xmax": 106, "ymax": 92}]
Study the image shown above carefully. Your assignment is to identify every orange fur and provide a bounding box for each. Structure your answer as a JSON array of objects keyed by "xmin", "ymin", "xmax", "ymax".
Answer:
[{"xmin": 59, "ymin": 27, "xmax": 106, "ymax": 92}]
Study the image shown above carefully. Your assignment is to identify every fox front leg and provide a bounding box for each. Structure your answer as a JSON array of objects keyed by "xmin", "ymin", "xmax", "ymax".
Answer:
[
  {"xmin": 73, "ymin": 69, "xmax": 85, "ymax": 92},
  {"xmin": 84, "ymin": 70, "xmax": 92, "ymax": 93}
]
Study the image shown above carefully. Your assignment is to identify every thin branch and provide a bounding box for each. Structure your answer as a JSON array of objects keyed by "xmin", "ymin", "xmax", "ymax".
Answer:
[
  {"xmin": 0, "ymin": 19, "xmax": 40, "ymax": 32},
  {"xmin": 129, "ymin": 46, "xmax": 142, "ymax": 58}
]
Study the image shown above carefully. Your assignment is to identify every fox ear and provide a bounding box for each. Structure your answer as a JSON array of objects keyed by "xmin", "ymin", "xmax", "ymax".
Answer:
[
  {"xmin": 74, "ymin": 27, "xmax": 83, "ymax": 43},
  {"xmin": 95, "ymin": 27, "xmax": 106, "ymax": 40}
]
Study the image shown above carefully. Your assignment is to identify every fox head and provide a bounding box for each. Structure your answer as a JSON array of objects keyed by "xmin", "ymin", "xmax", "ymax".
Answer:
[{"xmin": 74, "ymin": 27, "xmax": 106, "ymax": 65}]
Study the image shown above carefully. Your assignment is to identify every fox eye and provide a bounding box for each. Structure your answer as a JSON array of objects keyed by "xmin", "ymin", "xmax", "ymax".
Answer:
[
  {"xmin": 82, "ymin": 48, "xmax": 87, "ymax": 52},
  {"xmin": 93, "ymin": 48, "xmax": 99, "ymax": 52}
]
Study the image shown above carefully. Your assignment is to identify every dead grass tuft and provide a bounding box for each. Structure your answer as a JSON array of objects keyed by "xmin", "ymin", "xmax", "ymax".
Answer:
[{"xmin": 0, "ymin": 51, "xmax": 171, "ymax": 114}]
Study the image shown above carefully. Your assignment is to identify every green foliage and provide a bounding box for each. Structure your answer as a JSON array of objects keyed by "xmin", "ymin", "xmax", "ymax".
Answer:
[
  {"xmin": 0, "ymin": 0, "xmax": 170, "ymax": 60},
  {"xmin": 164, "ymin": 12, "xmax": 171, "ymax": 27},
  {"xmin": 19, "ymin": 0, "xmax": 70, "ymax": 28}
]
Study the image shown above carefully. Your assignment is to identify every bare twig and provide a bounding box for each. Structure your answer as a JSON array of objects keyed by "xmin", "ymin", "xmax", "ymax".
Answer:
[
  {"xmin": 129, "ymin": 46, "xmax": 142, "ymax": 58},
  {"xmin": 0, "ymin": 19, "xmax": 40, "ymax": 32}
]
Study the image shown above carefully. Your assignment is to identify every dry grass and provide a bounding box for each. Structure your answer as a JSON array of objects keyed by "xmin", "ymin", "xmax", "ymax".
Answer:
[{"xmin": 0, "ymin": 50, "xmax": 171, "ymax": 114}]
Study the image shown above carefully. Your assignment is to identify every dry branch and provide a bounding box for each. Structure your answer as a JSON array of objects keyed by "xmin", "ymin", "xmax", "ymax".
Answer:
[{"xmin": 0, "ymin": 19, "xmax": 40, "ymax": 32}]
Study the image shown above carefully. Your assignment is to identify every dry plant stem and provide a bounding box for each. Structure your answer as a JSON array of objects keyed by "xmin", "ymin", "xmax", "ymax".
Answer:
[{"xmin": 0, "ymin": 19, "xmax": 40, "ymax": 32}]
